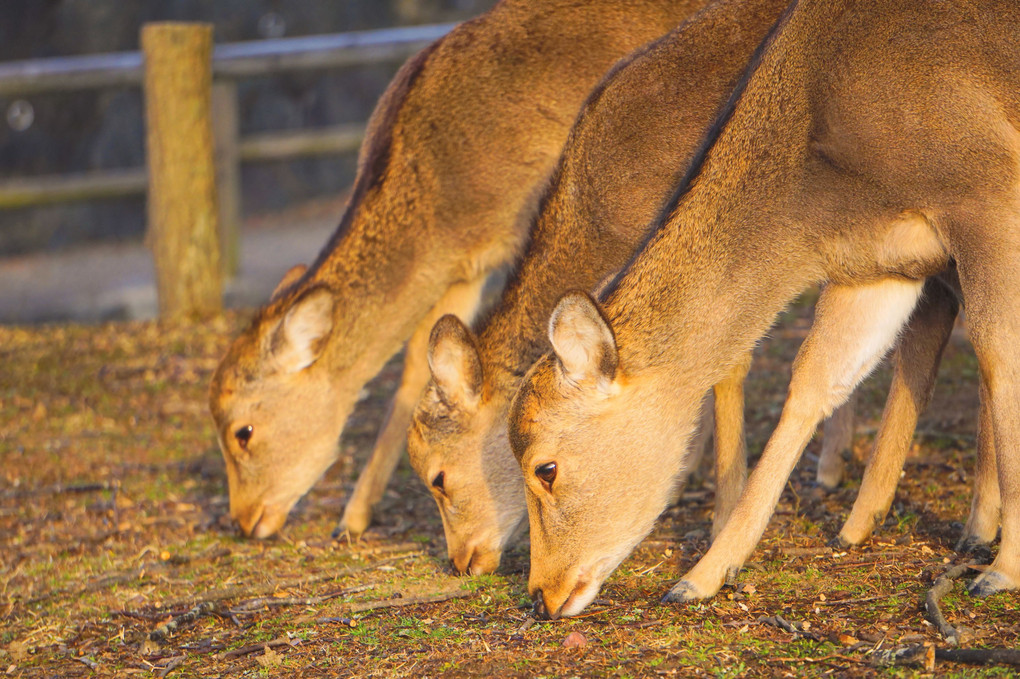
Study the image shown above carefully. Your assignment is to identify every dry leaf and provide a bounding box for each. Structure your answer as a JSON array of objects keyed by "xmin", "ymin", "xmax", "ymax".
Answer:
[
  {"xmin": 562, "ymin": 632, "xmax": 588, "ymax": 649},
  {"xmin": 6, "ymin": 642, "xmax": 28, "ymax": 663},
  {"xmin": 256, "ymin": 645, "xmax": 281, "ymax": 668}
]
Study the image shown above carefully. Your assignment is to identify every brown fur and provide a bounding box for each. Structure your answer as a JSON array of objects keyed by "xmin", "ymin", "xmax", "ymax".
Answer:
[
  {"xmin": 209, "ymin": 0, "xmax": 708, "ymax": 539},
  {"xmin": 406, "ymin": 0, "xmax": 794, "ymax": 575},
  {"xmin": 511, "ymin": 0, "xmax": 1020, "ymax": 618}
]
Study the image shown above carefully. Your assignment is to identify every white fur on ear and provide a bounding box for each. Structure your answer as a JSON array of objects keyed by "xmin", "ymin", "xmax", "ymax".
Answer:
[
  {"xmin": 271, "ymin": 264, "xmax": 308, "ymax": 301},
  {"xmin": 274, "ymin": 286, "xmax": 334, "ymax": 373},
  {"xmin": 427, "ymin": 314, "xmax": 483, "ymax": 408},
  {"xmin": 548, "ymin": 291, "xmax": 618, "ymax": 385}
]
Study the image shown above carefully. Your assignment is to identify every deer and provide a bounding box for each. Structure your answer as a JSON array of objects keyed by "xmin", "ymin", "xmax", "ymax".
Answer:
[
  {"xmin": 408, "ymin": 0, "xmax": 805, "ymax": 576},
  {"xmin": 207, "ymin": 0, "xmax": 715, "ymax": 540},
  {"xmin": 406, "ymin": 0, "xmax": 988, "ymax": 578},
  {"xmin": 508, "ymin": 0, "xmax": 1019, "ymax": 619}
]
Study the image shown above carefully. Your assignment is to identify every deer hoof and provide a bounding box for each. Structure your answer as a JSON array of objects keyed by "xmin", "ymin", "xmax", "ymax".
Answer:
[
  {"xmin": 661, "ymin": 580, "xmax": 704, "ymax": 604},
  {"xmin": 954, "ymin": 535, "xmax": 992, "ymax": 560},
  {"xmin": 968, "ymin": 570, "xmax": 1014, "ymax": 598},
  {"xmin": 828, "ymin": 534, "xmax": 853, "ymax": 550},
  {"xmin": 334, "ymin": 508, "xmax": 371, "ymax": 543}
]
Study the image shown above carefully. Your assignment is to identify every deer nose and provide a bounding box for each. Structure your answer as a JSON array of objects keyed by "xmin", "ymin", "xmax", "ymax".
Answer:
[
  {"xmin": 450, "ymin": 547, "xmax": 475, "ymax": 575},
  {"xmin": 234, "ymin": 505, "xmax": 264, "ymax": 538},
  {"xmin": 532, "ymin": 589, "xmax": 556, "ymax": 620}
]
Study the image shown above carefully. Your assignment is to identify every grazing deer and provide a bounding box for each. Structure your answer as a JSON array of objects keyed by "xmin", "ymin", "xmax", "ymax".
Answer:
[
  {"xmin": 407, "ymin": 0, "xmax": 796, "ymax": 576},
  {"xmin": 509, "ymin": 0, "xmax": 1020, "ymax": 618},
  {"xmin": 208, "ymin": 0, "xmax": 711, "ymax": 540}
]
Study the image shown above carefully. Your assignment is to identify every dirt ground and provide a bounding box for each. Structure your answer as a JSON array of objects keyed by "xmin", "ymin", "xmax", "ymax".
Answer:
[{"xmin": 1, "ymin": 295, "xmax": 1017, "ymax": 678}]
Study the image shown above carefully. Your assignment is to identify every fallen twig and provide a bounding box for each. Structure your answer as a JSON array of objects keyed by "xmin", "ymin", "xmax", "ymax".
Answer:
[
  {"xmin": 149, "ymin": 602, "xmax": 216, "ymax": 642},
  {"xmin": 165, "ymin": 547, "xmax": 232, "ymax": 566},
  {"xmin": 314, "ymin": 616, "xmax": 358, "ymax": 627},
  {"xmin": 936, "ymin": 648, "xmax": 1020, "ymax": 667},
  {"xmin": 814, "ymin": 592, "xmax": 903, "ymax": 607},
  {"xmin": 873, "ymin": 644, "xmax": 936, "ymax": 671},
  {"xmin": 515, "ymin": 617, "xmax": 536, "ymax": 634},
  {"xmin": 758, "ymin": 615, "xmax": 820, "ymax": 640},
  {"xmin": 350, "ymin": 589, "xmax": 471, "ymax": 613},
  {"xmin": 760, "ymin": 615, "xmax": 799, "ymax": 634},
  {"xmin": 154, "ymin": 655, "xmax": 186, "ymax": 678},
  {"xmin": 158, "ymin": 551, "xmax": 423, "ymax": 610},
  {"xmin": 782, "ymin": 546, "xmax": 833, "ymax": 558},
  {"xmin": 28, "ymin": 545, "xmax": 234, "ymax": 606},
  {"xmin": 925, "ymin": 561, "xmax": 977, "ymax": 646},
  {"xmin": 229, "ymin": 584, "xmax": 375, "ymax": 614},
  {"xmin": 217, "ymin": 637, "xmax": 297, "ymax": 660},
  {"xmin": 826, "ymin": 550, "xmax": 913, "ymax": 571},
  {"xmin": 772, "ymin": 653, "xmax": 863, "ymax": 665},
  {"xmin": 1, "ymin": 481, "xmax": 113, "ymax": 500},
  {"xmin": 74, "ymin": 656, "xmax": 99, "ymax": 670}
]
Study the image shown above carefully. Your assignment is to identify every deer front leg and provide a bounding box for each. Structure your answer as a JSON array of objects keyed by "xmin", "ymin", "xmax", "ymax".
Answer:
[
  {"xmin": 336, "ymin": 274, "xmax": 490, "ymax": 540},
  {"xmin": 710, "ymin": 352, "xmax": 752, "ymax": 539},
  {"xmin": 837, "ymin": 278, "xmax": 958, "ymax": 546},
  {"xmin": 816, "ymin": 394, "xmax": 856, "ymax": 489},
  {"xmin": 664, "ymin": 278, "xmax": 924, "ymax": 602},
  {"xmin": 671, "ymin": 390, "xmax": 715, "ymax": 504}
]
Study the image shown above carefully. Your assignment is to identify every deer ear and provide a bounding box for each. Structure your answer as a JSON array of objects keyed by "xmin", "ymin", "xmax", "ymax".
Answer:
[
  {"xmin": 272, "ymin": 286, "xmax": 334, "ymax": 373},
  {"xmin": 271, "ymin": 264, "xmax": 308, "ymax": 301},
  {"xmin": 427, "ymin": 315, "xmax": 483, "ymax": 409},
  {"xmin": 548, "ymin": 291, "xmax": 618, "ymax": 386}
]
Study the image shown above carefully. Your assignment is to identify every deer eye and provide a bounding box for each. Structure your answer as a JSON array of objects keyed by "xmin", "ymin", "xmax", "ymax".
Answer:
[
  {"xmin": 535, "ymin": 462, "xmax": 557, "ymax": 489},
  {"xmin": 234, "ymin": 425, "xmax": 253, "ymax": 450},
  {"xmin": 432, "ymin": 471, "xmax": 445, "ymax": 492}
]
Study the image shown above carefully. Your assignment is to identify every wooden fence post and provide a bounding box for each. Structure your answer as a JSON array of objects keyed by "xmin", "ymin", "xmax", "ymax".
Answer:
[
  {"xmin": 212, "ymin": 80, "xmax": 240, "ymax": 279},
  {"xmin": 142, "ymin": 22, "xmax": 222, "ymax": 320}
]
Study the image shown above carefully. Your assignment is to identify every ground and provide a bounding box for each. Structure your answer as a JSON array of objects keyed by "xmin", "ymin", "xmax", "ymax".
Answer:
[{"xmin": 1, "ymin": 293, "xmax": 1017, "ymax": 678}]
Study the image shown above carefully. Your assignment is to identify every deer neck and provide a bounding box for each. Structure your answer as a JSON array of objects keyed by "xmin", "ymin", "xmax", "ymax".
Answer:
[
  {"xmin": 603, "ymin": 0, "xmax": 823, "ymax": 405},
  {"xmin": 475, "ymin": 0, "xmax": 798, "ymax": 408},
  {"xmin": 303, "ymin": 180, "xmax": 454, "ymax": 384}
]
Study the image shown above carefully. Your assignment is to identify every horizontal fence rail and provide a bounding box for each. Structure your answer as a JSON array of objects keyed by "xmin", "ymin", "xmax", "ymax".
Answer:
[
  {"xmin": 0, "ymin": 21, "xmax": 457, "ymax": 317},
  {"xmin": 0, "ymin": 125, "xmax": 367, "ymax": 209},
  {"xmin": 0, "ymin": 23, "xmax": 456, "ymax": 96},
  {"xmin": 0, "ymin": 23, "xmax": 453, "ymax": 209}
]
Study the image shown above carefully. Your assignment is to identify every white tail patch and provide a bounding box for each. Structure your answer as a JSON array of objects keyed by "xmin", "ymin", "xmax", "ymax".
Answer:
[{"xmin": 821, "ymin": 279, "xmax": 925, "ymax": 403}]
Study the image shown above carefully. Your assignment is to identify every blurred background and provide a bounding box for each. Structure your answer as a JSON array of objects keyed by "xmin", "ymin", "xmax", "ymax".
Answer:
[{"xmin": 0, "ymin": 0, "xmax": 496, "ymax": 322}]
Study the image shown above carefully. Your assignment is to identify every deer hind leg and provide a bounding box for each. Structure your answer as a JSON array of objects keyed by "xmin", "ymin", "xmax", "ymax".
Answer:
[
  {"xmin": 336, "ymin": 273, "xmax": 490, "ymax": 540},
  {"xmin": 710, "ymin": 351, "xmax": 752, "ymax": 539},
  {"xmin": 837, "ymin": 278, "xmax": 958, "ymax": 546},
  {"xmin": 816, "ymin": 394, "xmax": 856, "ymax": 489},
  {"xmin": 664, "ymin": 278, "xmax": 924, "ymax": 602},
  {"xmin": 954, "ymin": 239, "xmax": 1020, "ymax": 596},
  {"xmin": 958, "ymin": 378, "xmax": 1001, "ymax": 553}
]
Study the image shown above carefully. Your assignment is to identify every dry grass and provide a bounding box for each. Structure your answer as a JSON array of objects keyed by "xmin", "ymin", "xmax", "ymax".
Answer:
[{"xmin": 1, "ymin": 298, "xmax": 1017, "ymax": 677}]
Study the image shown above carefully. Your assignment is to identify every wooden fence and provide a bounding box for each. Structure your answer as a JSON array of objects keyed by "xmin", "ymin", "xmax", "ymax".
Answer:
[{"xmin": 0, "ymin": 22, "xmax": 455, "ymax": 318}]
